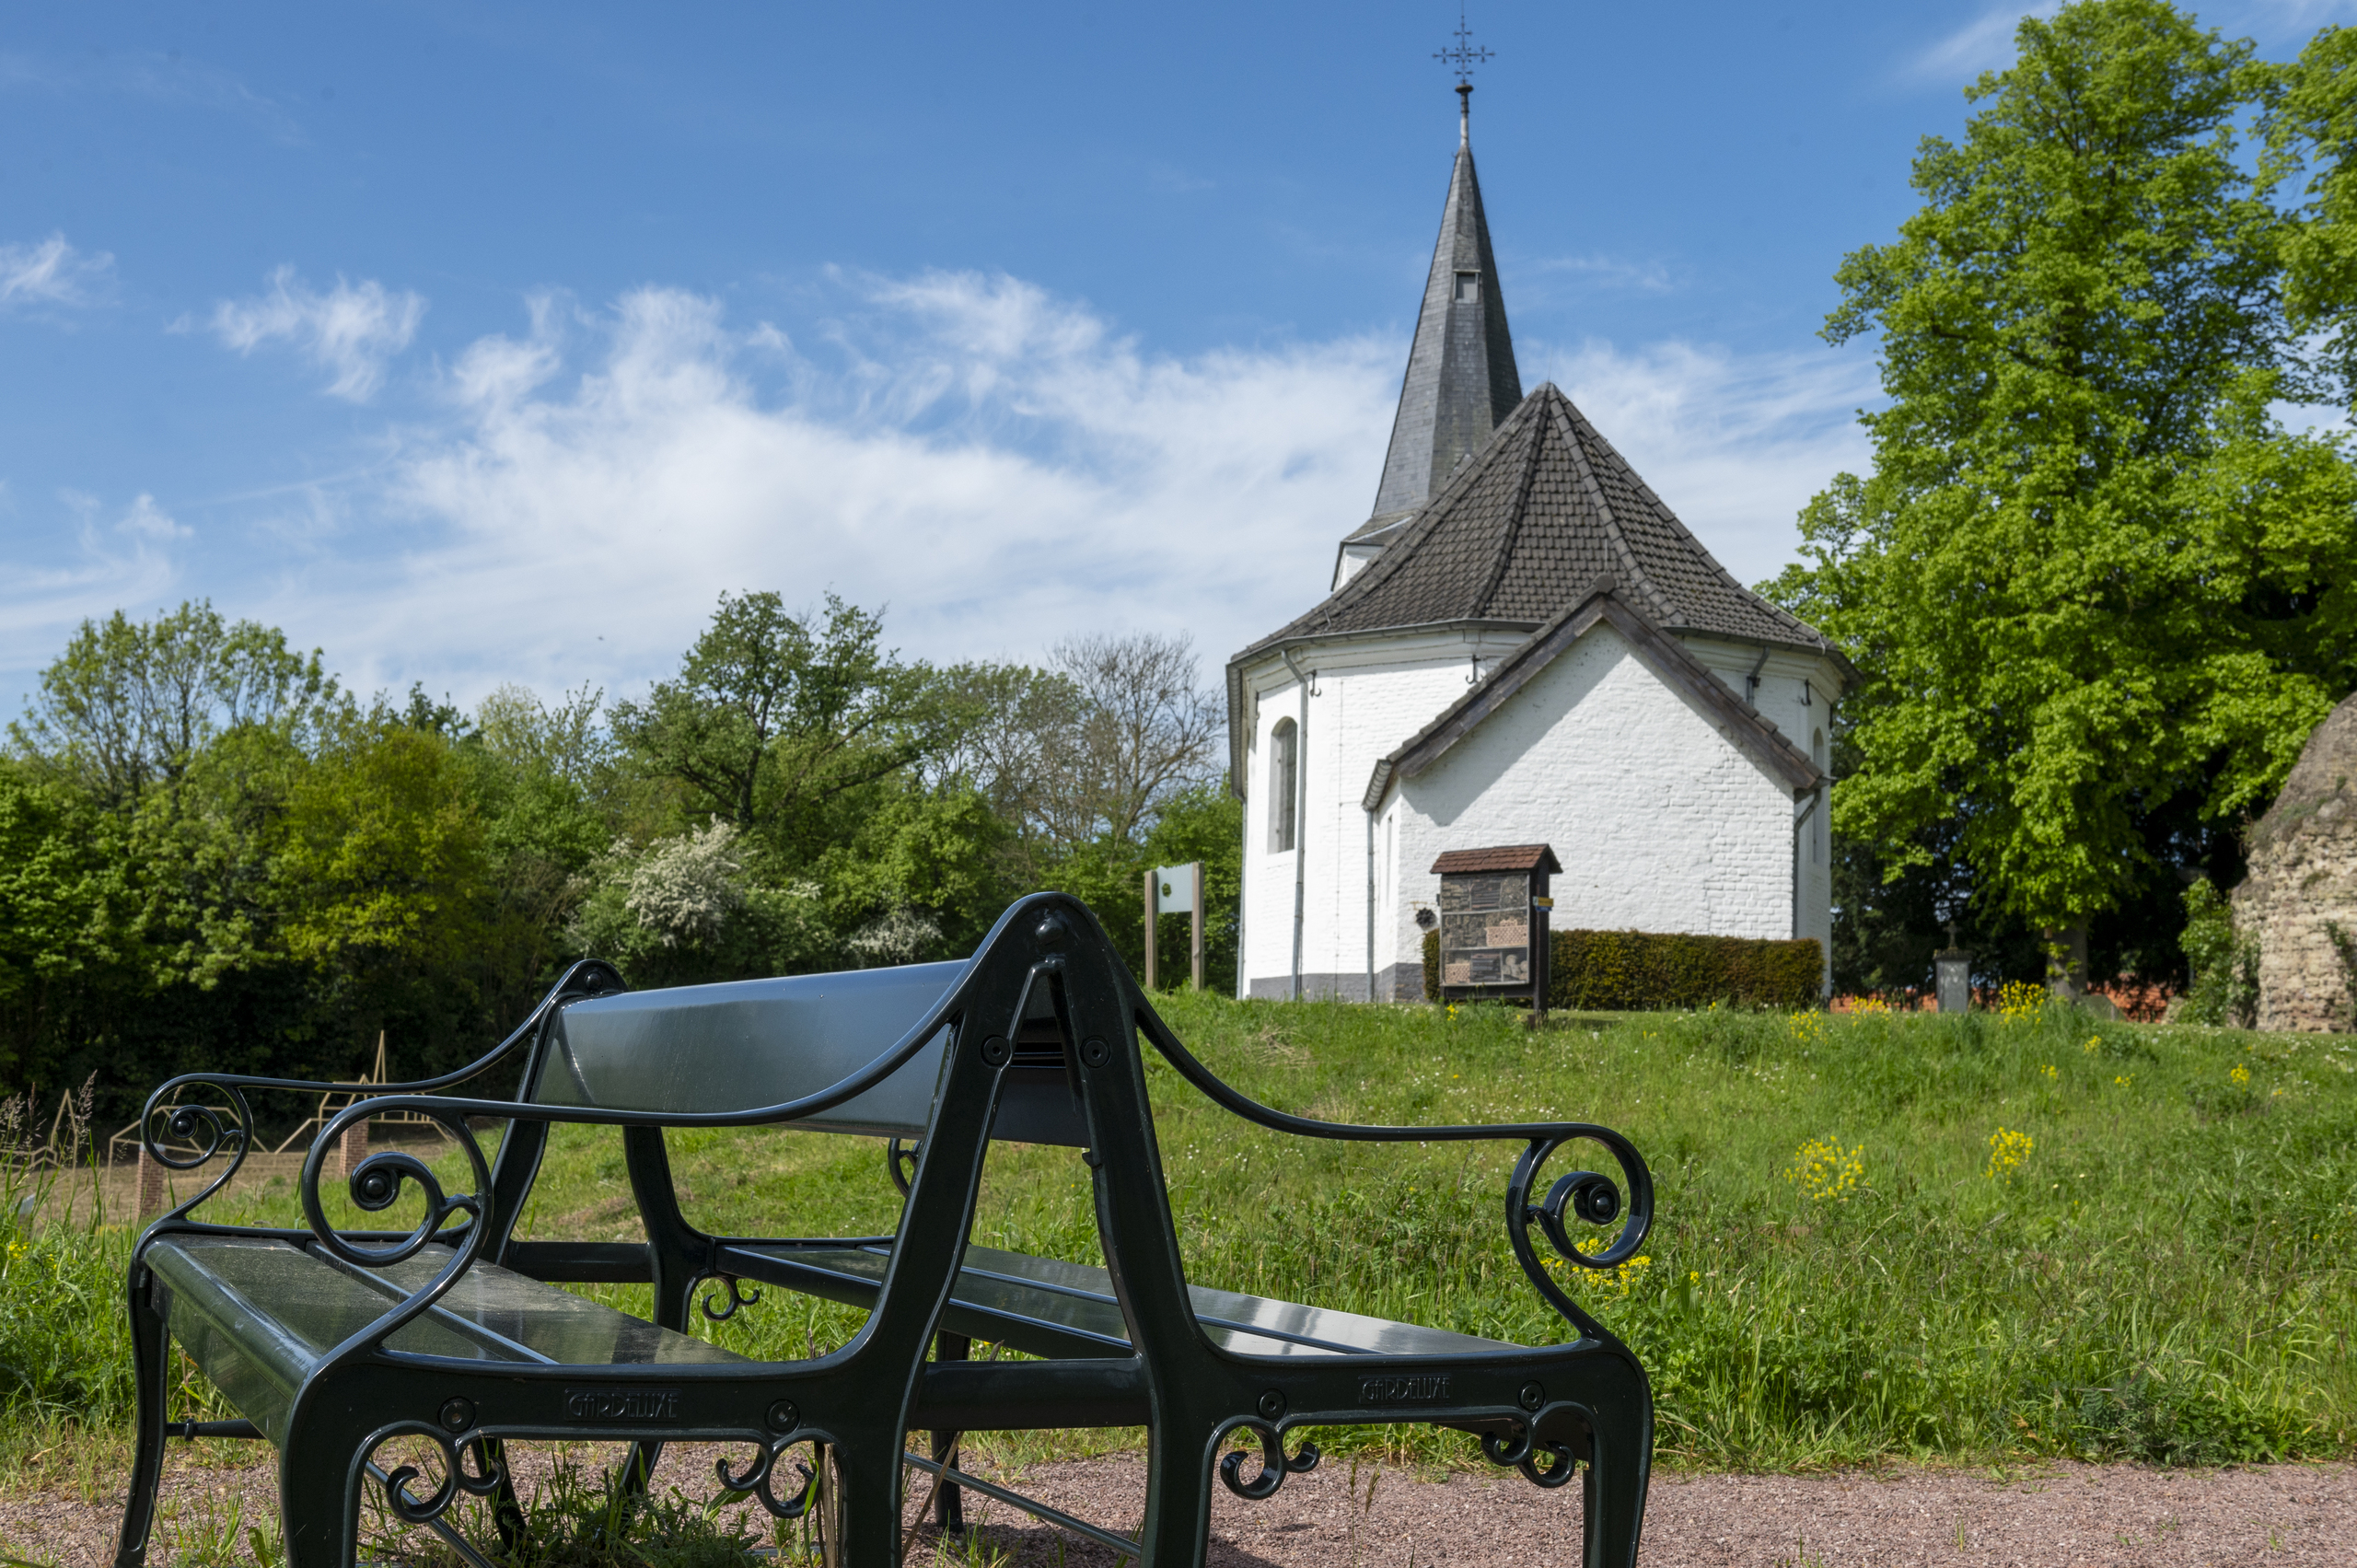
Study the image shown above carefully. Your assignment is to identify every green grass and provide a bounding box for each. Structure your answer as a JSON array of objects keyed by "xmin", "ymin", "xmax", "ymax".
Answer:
[{"xmin": 6, "ymin": 994, "xmax": 2355, "ymax": 1481}]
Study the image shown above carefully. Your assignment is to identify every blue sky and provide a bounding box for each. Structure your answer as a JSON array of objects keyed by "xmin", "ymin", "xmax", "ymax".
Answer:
[{"xmin": 3, "ymin": 0, "xmax": 2349, "ymax": 714}]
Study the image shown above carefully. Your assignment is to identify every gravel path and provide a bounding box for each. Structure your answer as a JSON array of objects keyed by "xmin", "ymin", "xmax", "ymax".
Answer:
[{"xmin": 6, "ymin": 1445, "xmax": 2350, "ymax": 1566}]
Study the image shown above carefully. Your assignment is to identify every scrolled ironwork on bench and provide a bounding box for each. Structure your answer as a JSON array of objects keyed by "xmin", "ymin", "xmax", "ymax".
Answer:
[{"xmin": 111, "ymin": 895, "xmax": 1654, "ymax": 1568}]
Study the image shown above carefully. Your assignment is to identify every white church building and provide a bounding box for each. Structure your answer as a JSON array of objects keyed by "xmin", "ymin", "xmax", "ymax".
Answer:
[{"xmin": 1226, "ymin": 97, "xmax": 1853, "ymax": 1003}]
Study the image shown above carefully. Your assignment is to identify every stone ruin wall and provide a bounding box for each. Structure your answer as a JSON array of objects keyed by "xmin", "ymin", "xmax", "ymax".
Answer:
[{"xmin": 2233, "ymin": 693, "xmax": 2357, "ymax": 1033}]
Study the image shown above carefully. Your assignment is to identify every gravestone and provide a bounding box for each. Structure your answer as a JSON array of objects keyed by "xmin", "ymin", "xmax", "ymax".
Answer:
[{"xmin": 1935, "ymin": 923, "xmax": 1973, "ymax": 1015}]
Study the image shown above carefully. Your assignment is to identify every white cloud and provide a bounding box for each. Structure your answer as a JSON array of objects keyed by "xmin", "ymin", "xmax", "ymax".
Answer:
[
  {"xmin": 208, "ymin": 274, "xmax": 1880, "ymax": 708},
  {"xmin": 205, "ymin": 267, "xmax": 426, "ymax": 401},
  {"xmin": 0, "ymin": 493, "xmax": 188, "ymax": 679},
  {"xmin": 1530, "ymin": 337, "xmax": 1879, "ymax": 589},
  {"xmin": 251, "ymin": 275, "xmax": 1394, "ymax": 700},
  {"xmin": 115, "ymin": 493, "xmax": 192, "ymax": 543},
  {"xmin": 0, "ymin": 233, "xmax": 114, "ymax": 309},
  {"xmin": 0, "ymin": 50, "xmax": 303, "ymax": 143},
  {"xmin": 1523, "ymin": 252, "xmax": 1677, "ymax": 295},
  {"xmin": 1906, "ymin": 4, "xmax": 2058, "ymax": 83},
  {"xmin": 4, "ymin": 272, "xmax": 1875, "ymax": 709}
]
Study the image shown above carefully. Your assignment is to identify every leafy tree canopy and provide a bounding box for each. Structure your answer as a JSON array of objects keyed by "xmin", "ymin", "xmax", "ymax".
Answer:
[
  {"xmin": 1772, "ymin": 0, "xmax": 2357, "ymax": 951},
  {"xmin": 610, "ymin": 591, "xmax": 954, "ymax": 861},
  {"xmin": 2266, "ymin": 24, "xmax": 2357, "ymax": 393},
  {"xmin": 7, "ymin": 601, "xmax": 332, "ymax": 813}
]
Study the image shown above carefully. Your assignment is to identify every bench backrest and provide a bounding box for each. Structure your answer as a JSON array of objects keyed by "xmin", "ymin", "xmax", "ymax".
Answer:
[{"xmin": 529, "ymin": 959, "xmax": 1089, "ymax": 1145}]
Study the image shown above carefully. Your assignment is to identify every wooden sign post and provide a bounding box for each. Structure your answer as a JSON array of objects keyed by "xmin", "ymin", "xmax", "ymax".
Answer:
[{"xmin": 1144, "ymin": 861, "xmax": 1204, "ymax": 991}]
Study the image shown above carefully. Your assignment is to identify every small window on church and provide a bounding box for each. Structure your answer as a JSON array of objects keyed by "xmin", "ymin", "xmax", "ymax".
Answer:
[
  {"xmin": 1455, "ymin": 272, "xmax": 1480, "ymax": 304},
  {"xmin": 1270, "ymin": 718, "xmax": 1297, "ymax": 854}
]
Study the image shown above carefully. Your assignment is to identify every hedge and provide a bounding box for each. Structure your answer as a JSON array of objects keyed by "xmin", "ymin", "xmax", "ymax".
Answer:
[{"xmin": 1420, "ymin": 927, "xmax": 1823, "ymax": 1010}]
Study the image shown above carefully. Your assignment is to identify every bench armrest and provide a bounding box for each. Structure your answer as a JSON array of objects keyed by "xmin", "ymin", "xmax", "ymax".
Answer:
[
  {"xmin": 1131, "ymin": 997, "xmax": 1654, "ymax": 1343},
  {"xmin": 132, "ymin": 959, "xmax": 621, "ymax": 1230}
]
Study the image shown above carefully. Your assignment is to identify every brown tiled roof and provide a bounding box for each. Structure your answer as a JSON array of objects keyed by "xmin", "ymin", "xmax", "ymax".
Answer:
[
  {"xmin": 1431, "ymin": 844, "xmax": 1562, "ymax": 875},
  {"xmin": 1234, "ymin": 384, "xmax": 1835, "ymax": 664}
]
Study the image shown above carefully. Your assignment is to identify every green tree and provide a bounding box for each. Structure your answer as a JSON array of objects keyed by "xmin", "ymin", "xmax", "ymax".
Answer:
[
  {"xmin": 463, "ymin": 683, "xmax": 631, "ymax": 1017},
  {"xmin": 0, "ymin": 767, "xmax": 136, "ymax": 1087},
  {"xmin": 611, "ymin": 592, "xmax": 953, "ymax": 863},
  {"xmin": 1776, "ymin": 0, "xmax": 2357, "ymax": 983},
  {"xmin": 8, "ymin": 601, "xmax": 331, "ymax": 814},
  {"xmin": 279, "ymin": 709, "xmax": 487, "ymax": 975},
  {"xmin": 2266, "ymin": 25, "xmax": 2357, "ymax": 395}
]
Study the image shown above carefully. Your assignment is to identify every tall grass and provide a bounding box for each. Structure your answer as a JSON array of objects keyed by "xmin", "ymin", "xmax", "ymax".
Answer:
[
  {"xmin": 7, "ymin": 998, "xmax": 2354, "ymax": 1474},
  {"xmin": 0, "ymin": 1081, "xmax": 139, "ymax": 1431}
]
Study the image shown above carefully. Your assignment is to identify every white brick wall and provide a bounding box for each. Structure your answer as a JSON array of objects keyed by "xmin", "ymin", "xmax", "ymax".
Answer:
[
  {"xmin": 1238, "ymin": 621, "xmax": 1841, "ymax": 1000},
  {"xmin": 1388, "ymin": 626, "xmax": 1794, "ymax": 990},
  {"xmin": 1240, "ymin": 633, "xmax": 1522, "ymax": 997}
]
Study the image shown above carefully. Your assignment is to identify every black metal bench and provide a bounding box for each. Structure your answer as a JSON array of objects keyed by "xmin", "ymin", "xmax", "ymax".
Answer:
[{"xmin": 114, "ymin": 893, "xmax": 1655, "ymax": 1568}]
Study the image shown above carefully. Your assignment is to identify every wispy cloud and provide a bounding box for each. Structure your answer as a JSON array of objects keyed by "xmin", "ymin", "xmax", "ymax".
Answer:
[
  {"xmin": 2245, "ymin": 0, "xmax": 2357, "ymax": 27},
  {"xmin": 260, "ymin": 274, "xmax": 1393, "ymax": 698},
  {"xmin": 1905, "ymin": 4, "xmax": 2057, "ymax": 84},
  {"xmin": 0, "ymin": 493, "xmax": 189, "ymax": 682},
  {"xmin": 6, "ymin": 273, "xmax": 1884, "ymax": 706},
  {"xmin": 1523, "ymin": 252, "xmax": 1677, "ymax": 295},
  {"xmin": 0, "ymin": 233, "xmax": 114, "ymax": 309},
  {"xmin": 1531, "ymin": 337, "xmax": 1880, "ymax": 588},
  {"xmin": 203, "ymin": 268, "xmax": 427, "ymax": 401},
  {"xmin": 0, "ymin": 49, "xmax": 302, "ymax": 142}
]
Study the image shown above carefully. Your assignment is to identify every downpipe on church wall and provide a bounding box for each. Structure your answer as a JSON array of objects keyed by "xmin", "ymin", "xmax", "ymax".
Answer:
[{"xmin": 1280, "ymin": 646, "xmax": 1313, "ymax": 1003}]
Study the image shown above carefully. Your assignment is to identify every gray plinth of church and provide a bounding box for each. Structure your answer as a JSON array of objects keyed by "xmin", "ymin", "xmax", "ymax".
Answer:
[{"xmin": 1934, "ymin": 948, "xmax": 1973, "ymax": 1013}]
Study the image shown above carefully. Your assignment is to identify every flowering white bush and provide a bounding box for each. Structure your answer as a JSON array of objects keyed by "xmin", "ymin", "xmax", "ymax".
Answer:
[
  {"xmin": 622, "ymin": 821, "xmax": 747, "ymax": 948},
  {"xmin": 847, "ymin": 906, "xmax": 943, "ymax": 967}
]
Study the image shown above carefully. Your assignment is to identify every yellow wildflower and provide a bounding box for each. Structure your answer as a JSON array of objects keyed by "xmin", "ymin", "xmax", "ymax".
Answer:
[
  {"xmin": 1986, "ymin": 1127, "xmax": 2033, "ymax": 1182},
  {"xmin": 1785, "ymin": 1136, "xmax": 1864, "ymax": 1202}
]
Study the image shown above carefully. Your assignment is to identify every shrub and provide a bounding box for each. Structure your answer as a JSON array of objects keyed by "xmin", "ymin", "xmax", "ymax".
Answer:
[
  {"xmin": 1421, "ymin": 927, "xmax": 1824, "ymax": 1009},
  {"xmin": 2178, "ymin": 879, "xmax": 2258, "ymax": 1027}
]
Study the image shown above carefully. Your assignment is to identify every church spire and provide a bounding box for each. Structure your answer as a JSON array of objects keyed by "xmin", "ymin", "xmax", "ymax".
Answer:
[{"xmin": 1362, "ymin": 82, "xmax": 1522, "ymax": 537}]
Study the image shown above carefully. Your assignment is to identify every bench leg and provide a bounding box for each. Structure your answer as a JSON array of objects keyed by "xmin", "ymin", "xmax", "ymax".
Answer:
[
  {"xmin": 481, "ymin": 1436, "xmax": 524, "ymax": 1554},
  {"xmin": 110, "ymin": 1268, "xmax": 171, "ymax": 1568},
  {"xmin": 276, "ymin": 1423, "xmax": 361, "ymax": 1568},
  {"xmin": 1135, "ymin": 1426, "xmax": 1220, "ymax": 1567},
  {"xmin": 619, "ymin": 1439, "xmax": 662, "ymax": 1508},
  {"xmin": 931, "ymin": 1331, "xmax": 968, "ymax": 1534},
  {"xmin": 829, "ymin": 1438, "xmax": 908, "ymax": 1567},
  {"xmin": 1579, "ymin": 1391, "xmax": 1655, "ymax": 1568}
]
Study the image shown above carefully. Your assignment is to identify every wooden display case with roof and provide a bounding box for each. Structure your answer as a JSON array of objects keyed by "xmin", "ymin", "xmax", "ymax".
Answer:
[{"xmin": 1433, "ymin": 843, "xmax": 1561, "ymax": 1012}]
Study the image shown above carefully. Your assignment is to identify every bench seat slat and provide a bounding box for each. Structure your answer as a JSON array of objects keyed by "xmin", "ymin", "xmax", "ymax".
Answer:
[
  {"xmin": 719, "ymin": 1241, "xmax": 1515, "ymax": 1362},
  {"xmin": 146, "ymin": 1237, "xmax": 746, "ymax": 1445}
]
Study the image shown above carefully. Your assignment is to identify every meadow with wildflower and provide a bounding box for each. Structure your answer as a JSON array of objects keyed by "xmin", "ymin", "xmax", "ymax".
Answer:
[
  {"xmin": 3, "ymin": 991, "xmax": 2353, "ymax": 1482},
  {"xmin": 1984, "ymin": 1127, "xmax": 2033, "ymax": 1182},
  {"xmin": 1784, "ymin": 1136, "xmax": 1865, "ymax": 1202}
]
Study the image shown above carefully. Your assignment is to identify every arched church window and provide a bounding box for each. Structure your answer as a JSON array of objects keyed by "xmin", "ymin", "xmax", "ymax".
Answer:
[{"xmin": 1269, "ymin": 718, "xmax": 1297, "ymax": 854}]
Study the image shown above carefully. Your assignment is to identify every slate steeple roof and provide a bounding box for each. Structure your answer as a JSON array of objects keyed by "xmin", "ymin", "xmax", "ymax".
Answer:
[
  {"xmin": 1238, "ymin": 383, "xmax": 1838, "ymax": 660},
  {"xmin": 1355, "ymin": 107, "xmax": 1522, "ymax": 541}
]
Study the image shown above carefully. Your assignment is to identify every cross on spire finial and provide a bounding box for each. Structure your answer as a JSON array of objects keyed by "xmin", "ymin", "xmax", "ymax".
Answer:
[{"xmin": 1435, "ymin": 5, "xmax": 1493, "ymax": 88}]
